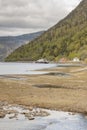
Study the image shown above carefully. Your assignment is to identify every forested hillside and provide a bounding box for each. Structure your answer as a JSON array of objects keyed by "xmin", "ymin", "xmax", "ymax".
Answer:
[
  {"xmin": 0, "ymin": 31, "xmax": 43, "ymax": 61},
  {"xmin": 6, "ymin": 0, "xmax": 87, "ymax": 62}
]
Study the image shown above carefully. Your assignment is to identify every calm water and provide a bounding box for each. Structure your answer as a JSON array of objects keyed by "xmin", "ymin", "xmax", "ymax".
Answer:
[
  {"xmin": 0, "ymin": 109, "xmax": 87, "ymax": 130},
  {"xmin": 0, "ymin": 62, "xmax": 56, "ymax": 75}
]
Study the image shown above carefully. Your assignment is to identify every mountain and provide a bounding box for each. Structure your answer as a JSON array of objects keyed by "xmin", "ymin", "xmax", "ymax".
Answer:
[
  {"xmin": 0, "ymin": 31, "xmax": 44, "ymax": 61},
  {"xmin": 5, "ymin": 0, "xmax": 87, "ymax": 62}
]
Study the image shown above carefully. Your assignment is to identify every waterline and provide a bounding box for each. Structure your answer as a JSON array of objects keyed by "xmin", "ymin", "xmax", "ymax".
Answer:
[{"xmin": 0, "ymin": 62, "xmax": 56, "ymax": 75}]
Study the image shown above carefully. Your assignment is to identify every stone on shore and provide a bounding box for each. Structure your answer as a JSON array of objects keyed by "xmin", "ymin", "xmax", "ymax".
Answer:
[{"xmin": 0, "ymin": 111, "xmax": 6, "ymax": 118}]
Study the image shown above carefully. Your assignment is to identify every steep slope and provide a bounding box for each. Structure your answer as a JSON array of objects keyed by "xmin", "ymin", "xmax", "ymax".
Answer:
[
  {"xmin": 6, "ymin": 0, "xmax": 87, "ymax": 62},
  {"xmin": 0, "ymin": 31, "xmax": 44, "ymax": 61}
]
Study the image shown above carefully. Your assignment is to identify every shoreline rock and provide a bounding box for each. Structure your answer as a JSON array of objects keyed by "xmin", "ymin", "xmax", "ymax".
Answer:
[
  {"xmin": 0, "ymin": 111, "xmax": 6, "ymax": 118},
  {"xmin": 0, "ymin": 102, "xmax": 50, "ymax": 120}
]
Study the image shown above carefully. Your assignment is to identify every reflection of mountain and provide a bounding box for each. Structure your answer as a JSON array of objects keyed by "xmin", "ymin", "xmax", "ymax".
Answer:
[
  {"xmin": 0, "ymin": 31, "xmax": 44, "ymax": 61},
  {"xmin": 6, "ymin": 0, "xmax": 87, "ymax": 62}
]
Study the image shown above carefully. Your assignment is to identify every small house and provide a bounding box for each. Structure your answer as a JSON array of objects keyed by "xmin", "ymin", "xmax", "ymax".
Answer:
[
  {"xmin": 73, "ymin": 57, "xmax": 80, "ymax": 62},
  {"xmin": 59, "ymin": 58, "xmax": 68, "ymax": 63}
]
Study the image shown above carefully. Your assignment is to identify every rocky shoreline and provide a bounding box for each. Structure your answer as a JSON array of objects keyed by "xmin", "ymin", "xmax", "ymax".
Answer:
[
  {"xmin": 1, "ymin": 101, "xmax": 87, "ymax": 130},
  {"xmin": 0, "ymin": 101, "xmax": 50, "ymax": 120}
]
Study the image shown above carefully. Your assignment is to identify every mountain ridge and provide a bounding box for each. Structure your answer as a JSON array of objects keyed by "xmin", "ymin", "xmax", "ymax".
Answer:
[
  {"xmin": 0, "ymin": 31, "xmax": 44, "ymax": 61},
  {"xmin": 5, "ymin": 0, "xmax": 87, "ymax": 62}
]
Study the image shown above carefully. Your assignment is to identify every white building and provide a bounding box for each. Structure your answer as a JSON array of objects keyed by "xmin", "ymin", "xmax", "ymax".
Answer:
[{"xmin": 73, "ymin": 57, "xmax": 80, "ymax": 62}]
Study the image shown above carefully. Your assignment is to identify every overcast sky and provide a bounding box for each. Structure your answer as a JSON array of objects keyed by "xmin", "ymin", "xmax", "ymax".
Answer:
[{"xmin": 0, "ymin": 0, "xmax": 81, "ymax": 36}]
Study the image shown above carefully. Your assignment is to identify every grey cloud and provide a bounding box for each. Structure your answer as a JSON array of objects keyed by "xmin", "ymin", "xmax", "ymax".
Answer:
[
  {"xmin": 1, "ymin": 0, "xmax": 28, "ymax": 7},
  {"xmin": 0, "ymin": 0, "xmax": 81, "ymax": 36}
]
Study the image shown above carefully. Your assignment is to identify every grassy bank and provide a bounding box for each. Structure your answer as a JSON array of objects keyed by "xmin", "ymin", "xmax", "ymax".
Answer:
[{"xmin": 0, "ymin": 66, "xmax": 87, "ymax": 114}]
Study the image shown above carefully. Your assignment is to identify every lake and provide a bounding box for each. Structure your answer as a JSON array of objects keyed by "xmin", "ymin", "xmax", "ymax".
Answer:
[
  {"xmin": 0, "ymin": 62, "xmax": 56, "ymax": 75},
  {"xmin": 0, "ymin": 107, "xmax": 87, "ymax": 130}
]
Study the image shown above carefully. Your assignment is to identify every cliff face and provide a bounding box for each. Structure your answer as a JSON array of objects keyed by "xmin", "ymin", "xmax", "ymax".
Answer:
[{"xmin": 6, "ymin": 0, "xmax": 87, "ymax": 61}]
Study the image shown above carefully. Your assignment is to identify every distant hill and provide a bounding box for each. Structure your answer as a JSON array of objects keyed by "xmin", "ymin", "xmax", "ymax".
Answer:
[
  {"xmin": 6, "ymin": 0, "xmax": 87, "ymax": 62},
  {"xmin": 0, "ymin": 31, "xmax": 44, "ymax": 61}
]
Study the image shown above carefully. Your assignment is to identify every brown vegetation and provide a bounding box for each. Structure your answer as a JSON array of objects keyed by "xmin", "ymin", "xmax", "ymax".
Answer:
[{"xmin": 0, "ymin": 66, "xmax": 87, "ymax": 114}]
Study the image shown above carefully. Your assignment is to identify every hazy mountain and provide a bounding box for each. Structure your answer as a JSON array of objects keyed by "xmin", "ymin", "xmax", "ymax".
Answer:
[
  {"xmin": 6, "ymin": 0, "xmax": 87, "ymax": 62},
  {"xmin": 0, "ymin": 31, "xmax": 44, "ymax": 61}
]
